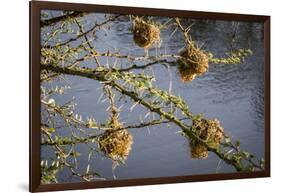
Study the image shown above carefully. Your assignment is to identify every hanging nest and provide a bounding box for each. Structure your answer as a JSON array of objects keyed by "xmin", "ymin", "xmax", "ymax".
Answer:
[
  {"xmin": 178, "ymin": 44, "xmax": 209, "ymax": 82},
  {"xmin": 190, "ymin": 142, "xmax": 208, "ymax": 159},
  {"xmin": 189, "ymin": 118, "xmax": 224, "ymax": 159},
  {"xmin": 192, "ymin": 118, "xmax": 224, "ymax": 148},
  {"xmin": 132, "ymin": 17, "xmax": 161, "ymax": 49},
  {"xmin": 98, "ymin": 118, "xmax": 133, "ymax": 162}
]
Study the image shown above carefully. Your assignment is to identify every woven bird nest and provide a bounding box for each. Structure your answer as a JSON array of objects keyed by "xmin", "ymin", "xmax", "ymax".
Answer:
[
  {"xmin": 190, "ymin": 142, "xmax": 208, "ymax": 159},
  {"xmin": 193, "ymin": 118, "xmax": 224, "ymax": 145},
  {"xmin": 178, "ymin": 44, "xmax": 209, "ymax": 82},
  {"xmin": 98, "ymin": 118, "xmax": 133, "ymax": 162},
  {"xmin": 132, "ymin": 17, "xmax": 161, "ymax": 49},
  {"xmin": 189, "ymin": 118, "xmax": 224, "ymax": 159}
]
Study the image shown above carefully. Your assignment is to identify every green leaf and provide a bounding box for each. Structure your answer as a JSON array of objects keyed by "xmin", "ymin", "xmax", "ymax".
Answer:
[
  {"xmin": 235, "ymin": 140, "xmax": 240, "ymax": 147},
  {"xmin": 47, "ymin": 127, "xmax": 55, "ymax": 133}
]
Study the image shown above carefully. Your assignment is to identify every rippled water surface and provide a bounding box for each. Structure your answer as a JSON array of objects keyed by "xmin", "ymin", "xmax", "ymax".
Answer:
[{"xmin": 41, "ymin": 12, "xmax": 265, "ymax": 182}]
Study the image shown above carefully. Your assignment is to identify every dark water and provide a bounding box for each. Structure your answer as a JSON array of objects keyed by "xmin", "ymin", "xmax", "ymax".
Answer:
[{"xmin": 41, "ymin": 12, "xmax": 264, "ymax": 182}]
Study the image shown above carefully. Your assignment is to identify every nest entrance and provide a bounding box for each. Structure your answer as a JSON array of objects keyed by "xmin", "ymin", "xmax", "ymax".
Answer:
[
  {"xmin": 178, "ymin": 44, "xmax": 209, "ymax": 82},
  {"xmin": 132, "ymin": 17, "xmax": 161, "ymax": 49},
  {"xmin": 189, "ymin": 118, "xmax": 224, "ymax": 159}
]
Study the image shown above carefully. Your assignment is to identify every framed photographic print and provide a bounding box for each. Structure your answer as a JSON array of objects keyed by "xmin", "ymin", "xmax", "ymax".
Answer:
[{"xmin": 29, "ymin": 1, "xmax": 270, "ymax": 192}]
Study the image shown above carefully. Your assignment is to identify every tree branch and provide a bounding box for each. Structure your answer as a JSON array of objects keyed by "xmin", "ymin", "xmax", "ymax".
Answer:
[
  {"xmin": 41, "ymin": 63, "xmax": 263, "ymax": 171},
  {"xmin": 41, "ymin": 11, "xmax": 84, "ymax": 27}
]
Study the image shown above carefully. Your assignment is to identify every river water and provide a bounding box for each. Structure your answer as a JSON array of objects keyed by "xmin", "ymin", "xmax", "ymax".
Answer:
[{"xmin": 41, "ymin": 11, "xmax": 265, "ymax": 183}]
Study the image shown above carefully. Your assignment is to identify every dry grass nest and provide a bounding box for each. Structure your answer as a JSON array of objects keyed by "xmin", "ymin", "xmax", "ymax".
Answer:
[
  {"xmin": 190, "ymin": 143, "xmax": 209, "ymax": 159},
  {"xmin": 133, "ymin": 17, "xmax": 161, "ymax": 49},
  {"xmin": 189, "ymin": 118, "xmax": 224, "ymax": 159},
  {"xmin": 98, "ymin": 118, "xmax": 133, "ymax": 162},
  {"xmin": 178, "ymin": 44, "xmax": 209, "ymax": 82}
]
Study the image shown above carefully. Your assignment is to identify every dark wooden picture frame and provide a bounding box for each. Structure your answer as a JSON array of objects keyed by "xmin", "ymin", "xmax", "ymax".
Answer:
[{"xmin": 30, "ymin": 1, "xmax": 270, "ymax": 192}]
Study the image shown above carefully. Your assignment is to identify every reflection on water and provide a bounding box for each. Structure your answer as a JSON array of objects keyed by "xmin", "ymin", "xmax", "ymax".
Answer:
[{"xmin": 41, "ymin": 11, "xmax": 264, "ymax": 182}]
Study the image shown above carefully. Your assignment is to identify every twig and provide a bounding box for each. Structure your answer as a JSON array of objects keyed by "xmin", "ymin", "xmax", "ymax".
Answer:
[{"xmin": 41, "ymin": 11, "xmax": 85, "ymax": 27}]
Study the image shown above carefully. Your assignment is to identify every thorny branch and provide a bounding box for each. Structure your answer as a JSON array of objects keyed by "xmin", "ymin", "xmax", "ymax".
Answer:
[
  {"xmin": 40, "ymin": 12, "xmax": 264, "ymax": 183},
  {"xmin": 41, "ymin": 63, "xmax": 264, "ymax": 172}
]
